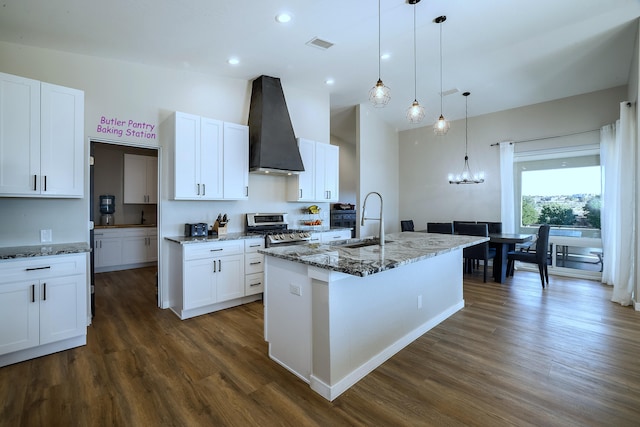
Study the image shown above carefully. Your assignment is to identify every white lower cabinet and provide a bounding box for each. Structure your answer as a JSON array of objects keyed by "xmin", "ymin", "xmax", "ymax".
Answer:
[
  {"xmin": 95, "ymin": 227, "xmax": 157, "ymax": 272},
  {"xmin": 0, "ymin": 253, "xmax": 87, "ymax": 367},
  {"xmin": 168, "ymin": 238, "xmax": 265, "ymax": 320},
  {"xmin": 320, "ymin": 229, "xmax": 352, "ymax": 243}
]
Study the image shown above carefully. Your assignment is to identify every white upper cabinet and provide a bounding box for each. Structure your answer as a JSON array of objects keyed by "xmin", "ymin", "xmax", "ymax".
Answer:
[
  {"xmin": 170, "ymin": 111, "xmax": 247, "ymax": 200},
  {"xmin": 314, "ymin": 142, "xmax": 339, "ymax": 202},
  {"xmin": 0, "ymin": 72, "xmax": 84, "ymax": 198},
  {"xmin": 222, "ymin": 122, "xmax": 249, "ymax": 200},
  {"xmin": 287, "ymin": 139, "xmax": 339, "ymax": 202},
  {"xmin": 123, "ymin": 154, "xmax": 158, "ymax": 204}
]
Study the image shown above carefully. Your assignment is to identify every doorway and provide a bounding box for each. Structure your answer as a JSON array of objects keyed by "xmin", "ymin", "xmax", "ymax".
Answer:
[{"xmin": 90, "ymin": 140, "xmax": 159, "ymax": 317}]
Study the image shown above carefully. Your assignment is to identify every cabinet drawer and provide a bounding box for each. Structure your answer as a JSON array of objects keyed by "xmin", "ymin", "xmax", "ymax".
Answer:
[
  {"xmin": 244, "ymin": 239, "xmax": 265, "ymax": 253},
  {"xmin": 0, "ymin": 253, "xmax": 87, "ymax": 283},
  {"xmin": 183, "ymin": 240, "xmax": 244, "ymax": 261},
  {"xmin": 245, "ymin": 273, "xmax": 264, "ymax": 295},
  {"xmin": 245, "ymin": 253, "xmax": 264, "ymax": 274}
]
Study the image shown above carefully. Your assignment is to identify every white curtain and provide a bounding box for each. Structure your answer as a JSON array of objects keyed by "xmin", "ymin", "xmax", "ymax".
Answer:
[
  {"xmin": 499, "ymin": 142, "xmax": 515, "ymax": 233},
  {"xmin": 601, "ymin": 102, "xmax": 637, "ymax": 306}
]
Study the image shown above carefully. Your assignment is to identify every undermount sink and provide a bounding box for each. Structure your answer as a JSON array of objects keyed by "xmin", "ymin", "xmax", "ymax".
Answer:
[{"xmin": 339, "ymin": 240, "xmax": 393, "ymax": 249}]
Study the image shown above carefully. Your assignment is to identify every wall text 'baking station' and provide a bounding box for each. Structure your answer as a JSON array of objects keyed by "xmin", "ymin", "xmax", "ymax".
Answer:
[{"xmin": 96, "ymin": 116, "xmax": 157, "ymax": 139}]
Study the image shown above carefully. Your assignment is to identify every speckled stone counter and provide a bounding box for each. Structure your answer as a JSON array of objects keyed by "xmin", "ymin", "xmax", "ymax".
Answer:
[
  {"xmin": 0, "ymin": 242, "xmax": 91, "ymax": 260},
  {"xmin": 259, "ymin": 231, "xmax": 487, "ymax": 277},
  {"xmin": 165, "ymin": 232, "xmax": 261, "ymax": 244}
]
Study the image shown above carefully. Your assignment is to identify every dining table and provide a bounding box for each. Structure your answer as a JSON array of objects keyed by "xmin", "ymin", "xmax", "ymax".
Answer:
[{"xmin": 489, "ymin": 233, "xmax": 535, "ymax": 283}]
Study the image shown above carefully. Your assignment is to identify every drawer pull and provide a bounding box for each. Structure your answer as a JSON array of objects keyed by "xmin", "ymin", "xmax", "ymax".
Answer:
[
  {"xmin": 250, "ymin": 282, "xmax": 262, "ymax": 287},
  {"xmin": 26, "ymin": 266, "xmax": 51, "ymax": 271},
  {"xmin": 250, "ymin": 261, "xmax": 262, "ymax": 265},
  {"xmin": 210, "ymin": 248, "xmax": 224, "ymax": 252},
  {"xmin": 249, "ymin": 244, "xmax": 261, "ymax": 248}
]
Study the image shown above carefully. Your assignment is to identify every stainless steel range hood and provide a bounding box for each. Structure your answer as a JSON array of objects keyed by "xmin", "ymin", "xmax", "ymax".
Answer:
[{"xmin": 248, "ymin": 75, "xmax": 305, "ymax": 175}]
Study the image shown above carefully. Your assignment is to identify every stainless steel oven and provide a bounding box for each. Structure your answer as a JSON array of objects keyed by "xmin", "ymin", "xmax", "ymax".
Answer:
[{"xmin": 246, "ymin": 213, "xmax": 312, "ymax": 248}]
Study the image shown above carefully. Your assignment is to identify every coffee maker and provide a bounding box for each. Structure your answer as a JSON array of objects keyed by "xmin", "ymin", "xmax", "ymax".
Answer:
[{"xmin": 99, "ymin": 195, "xmax": 115, "ymax": 225}]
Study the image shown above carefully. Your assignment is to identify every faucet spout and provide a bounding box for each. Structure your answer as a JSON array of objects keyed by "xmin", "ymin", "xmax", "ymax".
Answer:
[{"xmin": 361, "ymin": 191, "xmax": 384, "ymax": 246}]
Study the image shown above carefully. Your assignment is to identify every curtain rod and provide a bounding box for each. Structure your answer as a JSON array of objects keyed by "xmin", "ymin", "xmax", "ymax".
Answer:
[{"xmin": 489, "ymin": 128, "xmax": 600, "ymax": 147}]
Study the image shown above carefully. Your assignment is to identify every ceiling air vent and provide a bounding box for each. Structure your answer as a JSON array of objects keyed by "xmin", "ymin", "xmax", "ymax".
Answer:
[{"xmin": 306, "ymin": 37, "xmax": 334, "ymax": 50}]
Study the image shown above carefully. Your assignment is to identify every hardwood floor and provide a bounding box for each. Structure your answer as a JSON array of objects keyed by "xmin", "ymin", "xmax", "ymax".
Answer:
[{"xmin": 2, "ymin": 266, "xmax": 640, "ymax": 426}]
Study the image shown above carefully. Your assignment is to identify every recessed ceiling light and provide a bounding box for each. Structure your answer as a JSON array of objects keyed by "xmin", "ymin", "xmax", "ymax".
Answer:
[
  {"xmin": 275, "ymin": 12, "xmax": 292, "ymax": 23},
  {"xmin": 227, "ymin": 57, "xmax": 240, "ymax": 65},
  {"xmin": 380, "ymin": 53, "xmax": 391, "ymax": 60},
  {"xmin": 325, "ymin": 78, "xmax": 335, "ymax": 85}
]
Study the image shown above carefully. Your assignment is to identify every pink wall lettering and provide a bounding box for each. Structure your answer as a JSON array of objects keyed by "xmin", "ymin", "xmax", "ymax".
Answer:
[{"xmin": 96, "ymin": 116, "xmax": 157, "ymax": 139}]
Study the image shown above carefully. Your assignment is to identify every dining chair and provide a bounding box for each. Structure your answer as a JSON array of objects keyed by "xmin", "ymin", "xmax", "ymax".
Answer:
[
  {"xmin": 456, "ymin": 223, "xmax": 496, "ymax": 282},
  {"xmin": 426, "ymin": 222, "xmax": 454, "ymax": 234},
  {"xmin": 477, "ymin": 221, "xmax": 502, "ymax": 234},
  {"xmin": 453, "ymin": 220, "xmax": 476, "ymax": 234},
  {"xmin": 400, "ymin": 220, "xmax": 415, "ymax": 232},
  {"xmin": 506, "ymin": 224, "xmax": 551, "ymax": 288}
]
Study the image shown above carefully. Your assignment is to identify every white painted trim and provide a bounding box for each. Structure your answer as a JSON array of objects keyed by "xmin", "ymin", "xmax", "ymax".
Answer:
[
  {"xmin": 170, "ymin": 294, "xmax": 262, "ymax": 320},
  {"xmin": 309, "ymin": 300, "xmax": 465, "ymax": 401}
]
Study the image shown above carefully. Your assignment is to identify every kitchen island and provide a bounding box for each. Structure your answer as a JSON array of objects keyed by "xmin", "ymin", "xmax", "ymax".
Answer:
[{"xmin": 260, "ymin": 231, "xmax": 487, "ymax": 401}]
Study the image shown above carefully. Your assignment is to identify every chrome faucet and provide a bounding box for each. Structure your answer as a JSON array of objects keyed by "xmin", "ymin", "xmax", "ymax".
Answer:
[{"xmin": 361, "ymin": 191, "xmax": 384, "ymax": 246}]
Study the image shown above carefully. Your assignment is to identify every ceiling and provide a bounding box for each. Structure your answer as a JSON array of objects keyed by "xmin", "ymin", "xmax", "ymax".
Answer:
[{"xmin": 1, "ymin": 0, "xmax": 639, "ymax": 141}]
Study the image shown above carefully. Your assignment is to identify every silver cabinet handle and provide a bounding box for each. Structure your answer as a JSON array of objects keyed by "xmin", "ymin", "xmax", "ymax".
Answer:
[
  {"xmin": 250, "ymin": 261, "xmax": 262, "ymax": 265},
  {"xmin": 197, "ymin": 183, "xmax": 200, "ymax": 195}
]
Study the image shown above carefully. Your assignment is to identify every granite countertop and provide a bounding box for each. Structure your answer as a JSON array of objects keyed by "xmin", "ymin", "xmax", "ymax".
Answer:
[
  {"xmin": 165, "ymin": 232, "xmax": 260, "ymax": 244},
  {"xmin": 259, "ymin": 232, "xmax": 488, "ymax": 277},
  {"xmin": 95, "ymin": 224, "xmax": 157, "ymax": 229},
  {"xmin": 0, "ymin": 242, "xmax": 91, "ymax": 260}
]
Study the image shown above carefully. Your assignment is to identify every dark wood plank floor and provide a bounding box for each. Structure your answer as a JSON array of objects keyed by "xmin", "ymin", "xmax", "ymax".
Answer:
[{"xmin": 2, "ymin": 266, "xmax": 640, "ymax": 426}]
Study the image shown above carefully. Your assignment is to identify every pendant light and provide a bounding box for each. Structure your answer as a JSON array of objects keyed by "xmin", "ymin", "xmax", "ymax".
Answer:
[
  {"xmin": 406, "ymin": 0, "xmax": 425, "ymax": 124},
  {"xmin": 369, "ymin": 0, "xmax": 391, "ymax": 107},
  {"xmin": 433, "ymin": 15, "xmax": 450, "ymax": 135},
  {"xmin": 448, "ymin": 92, "xmax": 485, "ymax": 184}
]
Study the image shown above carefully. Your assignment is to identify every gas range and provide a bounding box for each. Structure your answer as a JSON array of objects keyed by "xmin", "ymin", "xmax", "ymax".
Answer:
[{"xmin": 246, "ymin": 213, "xmax": 312, "ymax": 247}]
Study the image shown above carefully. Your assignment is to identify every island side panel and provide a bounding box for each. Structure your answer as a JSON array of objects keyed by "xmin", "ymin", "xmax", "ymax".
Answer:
[
  {"xmin": 310, "ymin": 249, "xmax": 464, "ymax": 400},
  {"xmin": 264, "ymin": 256, "xmax": 313, "ymax": 382}
]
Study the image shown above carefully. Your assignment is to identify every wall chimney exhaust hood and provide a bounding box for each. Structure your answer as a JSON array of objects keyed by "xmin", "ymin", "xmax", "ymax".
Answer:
[{"xmin": 248, "ymin": 75, "xmax": 305, "ymax": 175}]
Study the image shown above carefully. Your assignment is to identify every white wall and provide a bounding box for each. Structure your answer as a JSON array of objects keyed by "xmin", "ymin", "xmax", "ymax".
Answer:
[
  {"xmin": 398, "ymin": 86, "xmax": 627, "ymax": 230},
  {"xmin": 0, "ymin": 40, "xmax": 331, "ymax": 308},
  {"xmin": 356, "ymin": 104, "xmax": 400, "ymax": 238}
]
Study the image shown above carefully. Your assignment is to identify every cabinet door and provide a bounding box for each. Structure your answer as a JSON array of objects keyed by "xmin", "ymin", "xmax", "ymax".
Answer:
[
  {"xmin": 147, "ymin": 233, "xmax": 158, "ymax": 262},
  {"xmin": 315, "ymin": 143, "xmax": 339, "ymax": 202},
  {"xmin": 287, "ymin": 138, "xmax": 315, "ymax": 201},
  {"xmin": 222, "ymin": 122, "xmax": 249, "ymax": 199},
  {"xmin": 0, "ymin": 73, "xmax": 40, "ymax": 196},
  {"xmin": 0, "ymin": 280, "xmax": 39, "ymax": 355},
  {"xmin": 174, "ymin": 112, "xmax": 201, "ymax": 199},
  {"xmin": 121, "ymin": 235, "xmax": 148, "ymax": 264},
  {"xmin": 39, "ymin": 275, "xmax": 86, "ymax": 345},
  {"xmin": 123, "ymin": 154, "xmax": 148, "ymax": 204},
  {"xmin": 184, "ymin": 258, "xmax": 216, "ymax": 309},
  {"xmin": 95, "ymin": 238, "xmax": 123, "ymax": 268},
  {"xmin": 216, "ymin": 254, "xmax": 244, "ymax": 302},
  {"xmin": 146, "ymin": 157, "xmax": 158, "ymax": 204},
  {"xmin": 40, "ymin": 83, "xmax": 84, "ymax": 197},
  {"xmin": 199, "ymin": 117, "xmax": 223, "ymax": 199}
]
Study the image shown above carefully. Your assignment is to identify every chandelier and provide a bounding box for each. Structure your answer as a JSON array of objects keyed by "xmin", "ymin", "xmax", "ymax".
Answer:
[{"xmin": 448, "ymin": 92, "xmax": 485, "ymax": 184}]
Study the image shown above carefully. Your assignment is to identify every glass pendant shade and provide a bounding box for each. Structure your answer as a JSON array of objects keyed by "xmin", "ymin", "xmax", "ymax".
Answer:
[
  {"xmin": 369, "ymin": 79, "xmax": 391, "ymax": 107},
  {"xmin": 407, "ymin": 100, "xmax": 425, "ymax": 124},
  {"xmin": 434, "ymin": 114, "xmax": 450, "ymax": 135}
]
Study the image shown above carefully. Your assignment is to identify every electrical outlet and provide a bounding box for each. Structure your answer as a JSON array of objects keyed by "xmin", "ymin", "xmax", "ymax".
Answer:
[
  {"xmin": 289, "ymin": 284, "xmax": 302, "ymax": 296},
  {"xmin": 417, "ymin": 294, "xmax": 423, "ymax": 309},
  {"xmin": 40, "ymin": 229, "xmax": 52, "ymax": 243}
]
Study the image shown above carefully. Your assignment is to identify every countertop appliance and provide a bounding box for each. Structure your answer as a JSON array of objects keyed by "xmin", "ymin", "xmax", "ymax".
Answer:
[
  {"xmin": 99, "ymin": 194, "xmax": 115, "ymax": 225},
  {"xmin": 246, "ymin": 213, "xmax": 311, "ymax": 247},
  {"xmin": 184, "ymin": 223, "xmax": 208, "ymax": 237}
]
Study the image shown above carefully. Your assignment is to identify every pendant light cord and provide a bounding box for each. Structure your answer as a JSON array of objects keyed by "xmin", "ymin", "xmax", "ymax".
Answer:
[
  {"xmin": 413, "ymin": 4, "xmax": 417, "ymax": 101},
  {"xmin": 439, "ymin": 21, "xmax": 443, "ymax": 113},
  {"xmin": 465, "ymin": 94, "xmax": 469, "ymax": 156},
  {"xmin": 377, "ymin": 0, "xmax": 381, "ymax": 79}
]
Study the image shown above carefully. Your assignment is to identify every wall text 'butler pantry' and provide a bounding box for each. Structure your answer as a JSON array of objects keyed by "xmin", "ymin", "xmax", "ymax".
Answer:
[{"xmin": 96, "ymin": 116, "xmax": 156, "ymax": 139}]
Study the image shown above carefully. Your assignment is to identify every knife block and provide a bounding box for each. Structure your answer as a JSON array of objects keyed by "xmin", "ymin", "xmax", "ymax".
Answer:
[{"xmin": 213, "ymin": 220, "xmax": 228, "ymax": 235}]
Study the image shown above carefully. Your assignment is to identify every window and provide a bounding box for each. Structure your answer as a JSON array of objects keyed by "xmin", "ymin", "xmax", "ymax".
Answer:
[{"xmin": 513, "ymin": 144, "xmax": 602, "ymax": 277}]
